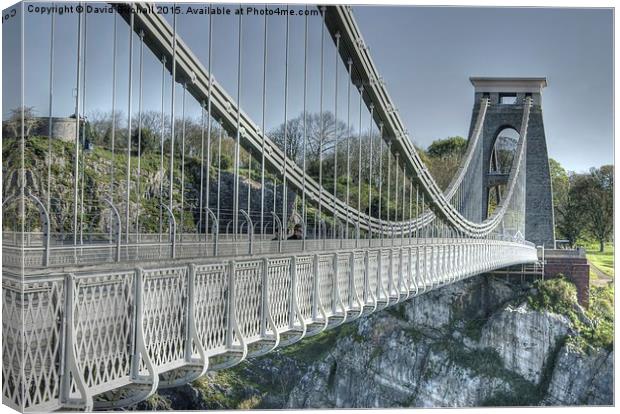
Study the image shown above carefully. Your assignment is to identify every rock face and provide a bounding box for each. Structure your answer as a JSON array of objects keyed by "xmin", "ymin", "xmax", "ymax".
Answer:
[
  {"xmin": 478, "ymin": 303, "xmax": 571, "ymax": 384},
  {"xmin": 208, "ymin": 171, "xmax": 296, "ymax": 233},
  {"xmin": 137, "ymin": 275, "xmax": 613, "ymax": 410},
  {"xmin": 286, "ymin": 276, "xmax": 542, "ymax": 408},
  {"xmin": 544, "ymin": 346, "xmax": 614, "ymax": 405}
]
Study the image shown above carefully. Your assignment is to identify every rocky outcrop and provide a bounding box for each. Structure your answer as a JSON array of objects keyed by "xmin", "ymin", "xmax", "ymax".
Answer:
[
  {"xmin": 286, "ymin": 320, "xmax": 518, "ymax": 408},
  {"xmin": 286, "ymin": 277, "xmax": 545, "ymax": 408},
  {"xmin": 207, "ymin": 171, "xmax": 296, "ymax": 233},
  {"xmin": 544, "ymin": 345, "xmax": 613, "ymax": 405},
  {"xmin": 478, "ymin": 303, "xmax": 571, "ymax": 383}
]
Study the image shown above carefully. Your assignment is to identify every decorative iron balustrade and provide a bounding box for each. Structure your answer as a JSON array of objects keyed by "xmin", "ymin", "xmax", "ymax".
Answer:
[{"xmin": 2, "ymin": 238, "xmax": 537, "ymax": 411}]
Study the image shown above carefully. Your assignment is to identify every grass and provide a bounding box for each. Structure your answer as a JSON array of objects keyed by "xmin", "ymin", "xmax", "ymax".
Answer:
[
  {"xmin": 589, "ymin": 269, "xmax": 600, "ymax": 284},
  {"xmin": 585, "ymin": 242, "xmax": 614, "ymax": 278}
]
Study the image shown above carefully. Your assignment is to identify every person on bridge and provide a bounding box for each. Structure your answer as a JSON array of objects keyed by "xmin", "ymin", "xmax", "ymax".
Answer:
[{"xmin": 288, "ymin": 224, "xmax": 303, "ymax": 240}]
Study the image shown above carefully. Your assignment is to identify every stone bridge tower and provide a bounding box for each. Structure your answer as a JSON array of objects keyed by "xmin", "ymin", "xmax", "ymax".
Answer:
[{"xmin": 468, "ymin": 77, "xmax": 555, "ymax": 248}]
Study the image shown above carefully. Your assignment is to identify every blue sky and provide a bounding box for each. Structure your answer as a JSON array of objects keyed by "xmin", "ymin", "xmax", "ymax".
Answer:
[
  {"xmin": 354, "ymin": 5, "xmax": 613, "ymax": 173},
  {"xmin": 2, "ymin": 3, "xmax": 613, "ymax": 172}
]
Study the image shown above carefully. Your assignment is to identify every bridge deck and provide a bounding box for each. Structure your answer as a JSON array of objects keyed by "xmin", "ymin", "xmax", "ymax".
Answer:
[
  {"xmin": 2, "ymin": 238, "xmax": 536, "ymax": 411},
  {"xmin": 4, "ymin": 232, "xmax": 532, "ymax": 271}
]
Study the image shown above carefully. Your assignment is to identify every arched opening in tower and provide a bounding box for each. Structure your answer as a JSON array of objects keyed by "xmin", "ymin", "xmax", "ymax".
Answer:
[{"xmin": 487, "ymin": 127, "xmax": 519, "ymax": 217}]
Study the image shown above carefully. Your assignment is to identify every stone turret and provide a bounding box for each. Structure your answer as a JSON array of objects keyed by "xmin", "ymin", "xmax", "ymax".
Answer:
[
  {"xmin": 2, "ymin": 116, "xmax": 86, "ymax": 142},
  {"xmin": 468, "ymin": 77, "xmax": 555, "ymax": 248}
]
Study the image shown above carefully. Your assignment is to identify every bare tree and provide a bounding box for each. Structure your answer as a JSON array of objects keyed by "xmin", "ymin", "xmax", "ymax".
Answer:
[
  {"xmin": 88, "ymin": 110, "xmax": 124, "ymax": 147},
  {"xmin": 4, "ymin": 106, "xmax": 40, "ymax": 138},
  {"xmin": 269, "ymin": 111, "xmax": 351, "ymax": 166}
]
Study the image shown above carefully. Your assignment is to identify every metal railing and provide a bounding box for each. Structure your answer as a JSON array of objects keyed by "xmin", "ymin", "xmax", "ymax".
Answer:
[
  {"xmin": 2, "ymin": 237, "xmax": 537, "ymax": 412},
  {"xmin": 2, "ymin": 231, "xmax": 535, "ymax": 270}
]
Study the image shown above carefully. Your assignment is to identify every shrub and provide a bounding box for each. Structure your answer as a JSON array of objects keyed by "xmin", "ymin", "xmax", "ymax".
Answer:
[
  {"xmin": 528, "ymin": 276, "xmax": 614, "ymax": 352},
  {"xmin": 527, "ymin": 276, "xmax": 579, "ymax": 316}
]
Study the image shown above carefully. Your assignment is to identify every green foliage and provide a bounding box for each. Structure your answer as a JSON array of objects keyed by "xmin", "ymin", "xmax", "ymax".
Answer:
[
  {"xmin": 586, "ymin": 242, "xmax": 614, "ymax": 278},
  {"xmin": 573, "ymin": 166, "xmax": 613, "ymax": 252},
  {"xmin": 192, "ymin": 371, "xmax": 262, "ymax": 409},
  {"xmin": 2, "ymin": 135, "xmax": 208, "ymax": 233},
  {"xmin": 549, "ymin": 158, "xmax": 569, "ymax": 208},
  {"xmin": 556, "ymin": 184, "xmax": 586, "ymax": 247},
  {"xmin": 442, "ymin": 343, "xmax": 502, "ymax": 376},
  {"xmin": 219, "ymin": 153, "xmax": 233, "ymax": 171},
  {"xmin": 424, "ymin": 136, "xmax": 467, "ymax": 189},
  {"xmin": 527, "ymin": 277, "xmax": 579, "ymax": 316},
  {"xmin": 132, "ymin": 127, "xmax": 160, "ymax": 154},
  {"xmin": 426, "ymin": 136, "xmax": 467, "ymax": 159},
  {"xmin": 549, "ymin": 158, "xmax": 575, "ymax": 243},
  {"xmin": 582, "ymin": 284, "xmax": 614, "ymax": 351},
  {"xmin": 550, "ymin": 159, "xmax": 613, "ymax": 250},
  {"xmin": 589, "ymin": 284, "xmax": 614, "ymax": 318},
  {"xmin": 415, "ymin": 144, "xmax": 432, "ymax": 168},
  {"xmin": 237, "ymin": 395, "xmax": 262, "ymax": 409},
  {"xmin": 555, "ymin": 163, "xmax": 613, "ymax": 250},
  {"xmin": 144, "ymin": 393, "xmax": 173, "ymax": 410},
  {"xmin": 333, "ymin": 322, "xmax": 363, "ymax": 342},
  {"xmin": 281, "ymin": 322, "xmax": 365, "ymax": 364},
  {"xmin": 528, "ymin": 277, "xmax": 614, "ymax": 352},
  {"xmin": 280, "ymin": 330, "xmax": 340, "ymax": 363}
]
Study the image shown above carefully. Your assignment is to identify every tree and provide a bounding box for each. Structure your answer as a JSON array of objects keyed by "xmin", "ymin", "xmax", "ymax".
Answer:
[
  {"xmin": 424, "ymin": 136, "xmax": 467, "ymax": 189},
  {"xmin": 549, "ymin": 158, "xmax": 569, "ymax": 214},
  {"xmin": 4, "ymin": 106, "xmax": 40, "ymax": 138},
  {"xmin": 269, "ymin": 111, "xmax": 351, "ymax": 166},
  {"xmin": 426, "ymin": 136, "xmax": 467, "ymax": 158},
  {"xmin": 88, "ymin": 110, "xmax": 177, "ymax": 152},
  {"xmin": 572, "ymin": 165, "xmax": 613, "ymax": 252},
  {"xmin": 587, "ymin": 165, "xmax": 613, "ymax": 252},
  {"xmin": 269, "ymin": 115, "xmax": 305, "ymax": 163},
  {"xmin": 549, "ymin": 158, "xmax": 572, "ymax": 242},
  {"xmin": 556, "ymin": 172, "xmax": 586, "ymax": 247},
  {"xmin": 132, "ymin": 127, "xmax": 159, "ymax": 155}
]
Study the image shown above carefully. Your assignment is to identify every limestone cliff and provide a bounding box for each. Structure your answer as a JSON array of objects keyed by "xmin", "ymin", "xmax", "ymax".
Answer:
[{"xmin": 136, "ymin": 275, "xmax": 613, "ymax": 409}]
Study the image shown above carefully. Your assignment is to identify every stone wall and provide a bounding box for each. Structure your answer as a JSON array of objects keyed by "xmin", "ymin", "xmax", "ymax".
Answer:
[
  {"xmin": 2, "ymin": 117, "xmax": 83, "ymax": 142},
  {"xmin": 543, "ymin": 250, "xmax": 590, "ymax": 308},
  {"xmin": 32, "ymin": 117, "xmax": 82, "ymax": 142}
]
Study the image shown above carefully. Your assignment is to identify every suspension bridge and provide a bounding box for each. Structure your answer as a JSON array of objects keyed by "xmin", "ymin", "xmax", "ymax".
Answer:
[{"xmin": 2, "ymin": 3, "xmax": 555, "ymax": 411}]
